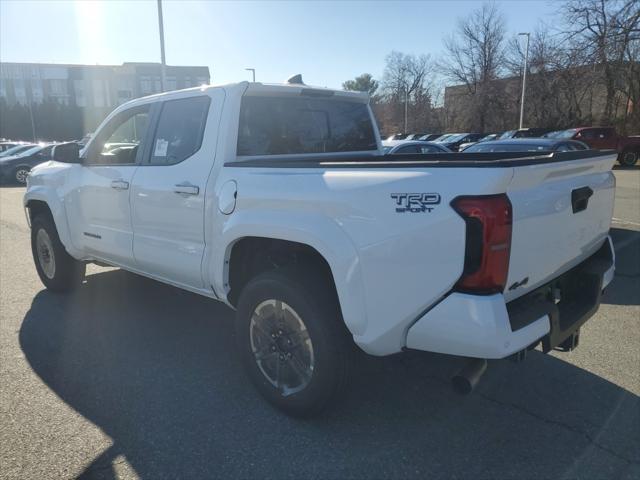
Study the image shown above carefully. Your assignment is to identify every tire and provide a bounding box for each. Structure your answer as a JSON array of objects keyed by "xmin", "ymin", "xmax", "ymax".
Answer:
[
  {"xmin": 31, "ymin": 213, "xmax": 85, "ymax": 292},
  {"xmin": 235, "ymin": 267, "xmax": 350, "ymax": 417},
  {"xmin": 619, "ymin": 150, "xmax": 638, "ymax": 167},
  {"xmin": 14, "ymin": 166, "xmax": 30, "ymax": 184}
]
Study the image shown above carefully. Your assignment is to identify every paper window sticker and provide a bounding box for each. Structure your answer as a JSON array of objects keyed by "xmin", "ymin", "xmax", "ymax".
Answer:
[{"xmin": 154, "ymin": 138, "xmax": 169, "ymax": 157}]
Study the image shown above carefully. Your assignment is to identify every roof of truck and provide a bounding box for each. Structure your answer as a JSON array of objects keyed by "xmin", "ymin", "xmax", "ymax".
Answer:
[{"xmin": 119, "ymin": 81, "xmax": 369, "ymax": 109}]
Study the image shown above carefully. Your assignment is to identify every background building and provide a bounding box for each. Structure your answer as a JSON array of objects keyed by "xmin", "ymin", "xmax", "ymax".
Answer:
[{"xmin": 0, "ymin": 62, "xmax": 210, "ymax": 141}]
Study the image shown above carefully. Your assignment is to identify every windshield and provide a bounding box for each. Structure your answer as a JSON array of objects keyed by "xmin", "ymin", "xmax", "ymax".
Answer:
[
  {"xmin": 441, "ymin": 133, "xmax": 466, "ymax": 143},
  {"xmin": 0, "ymin": 144, "xmax": 33, "ymax": 157},
  {"xmin": 16, "ymin": 145, "xmax": 44, "ymax": 157},
  {"xmin": 498, "ymin": 130, "xmax": 515, "ymax": 139},
  {"xmin": 434, "ymin": 134, "xmax": 452, "ymax": 142}
]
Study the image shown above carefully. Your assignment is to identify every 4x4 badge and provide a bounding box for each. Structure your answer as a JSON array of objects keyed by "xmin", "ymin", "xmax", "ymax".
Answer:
[{"xmin": 391, "ymin": 193, "xmax": 441, "ymax": 213}]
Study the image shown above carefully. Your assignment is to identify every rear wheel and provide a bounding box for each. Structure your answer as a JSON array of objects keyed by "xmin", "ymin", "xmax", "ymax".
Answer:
[
  {"xmin": 235, "ymin": 267, "xmax": 350, "ymax": 417},
  {"xmin": 31, "ymin": 214, "xmax": 85, "ymax": 292},
  {"xmin": 619, "ymin": 150, "xmax": 638, "ymax": 167}
]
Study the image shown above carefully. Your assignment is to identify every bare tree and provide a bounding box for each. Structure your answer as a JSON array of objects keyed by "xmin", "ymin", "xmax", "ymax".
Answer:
[
  {"xmin": 561, "ymin": 0, "xmax": 640, "ymax": 125},
  {"xmin": 379, "ymin": 51, "xmax": 436, "ymax": 133},
  {"xmin": 505, "ymin": 24, "xmax": 598, "ymax": 129},
  {"xmin": 439, "ymin": 2, "xmax": 507, "ymax": 131}
]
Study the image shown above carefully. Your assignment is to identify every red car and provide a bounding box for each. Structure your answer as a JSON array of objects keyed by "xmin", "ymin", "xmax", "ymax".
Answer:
[{"xmin": 552, "ymin": 127, "xmax": 640, "ymax": 166}]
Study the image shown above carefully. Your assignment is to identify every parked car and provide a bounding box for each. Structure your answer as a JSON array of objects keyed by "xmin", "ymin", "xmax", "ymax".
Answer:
[
  {"xmin": 0, "ymin": 143, "xmax": 36, "ymax": 158},
  {"xmin": 0, "ymin": 144, "xmax": 54, "ymax": 184},
  {"xmin": 498, "ymin": 128, "xmax": 554, "ymax": 139},
  {"xmin": 0, "ymin": 142, "xmax": 21, "ymax": 153},
  {"xmin": 382, "ymin": 140, "xmax": 451, "ymax": 154},
  {"xmin": 437, "ymin": 133, "xmax": 484, "ymax": 152},
  {"xmin": 552, "ymin": 127, "xmax": 640, "ymax": 166},
  {"xmin": 463, "ymin": 138, "xmax": 589, "ymax": 153},
  {"xmin": 386, "ymin": 133, "xmax": 410, "ymax": 141},
  {"xmin": 459, "ymin": 133, "xmax": 500, "ymax": 151},
  {"xmin": 25, "ymin": 80, "xmax": 615, "ymax": 416},
  {"xmin": 433, "ymin": 133, "xmax": 455, "ymax": 143},
  {"xmin": 404, "ymin": 133, "xmax": 429, "ymax": 140},
  {"xmin": 418, "ymin": 133, "xmax": 444, "ymax": 141}
]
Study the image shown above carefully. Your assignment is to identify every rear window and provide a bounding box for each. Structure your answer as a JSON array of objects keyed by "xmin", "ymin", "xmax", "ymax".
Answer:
[{"xmin": 237, "ymin": 96, "xmax": 376, "ymax": 156}]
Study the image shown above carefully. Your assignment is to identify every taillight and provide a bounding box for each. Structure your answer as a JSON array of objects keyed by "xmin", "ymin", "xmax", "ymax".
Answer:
[{"xmin": 452, "ymin": 194, "xmax": 512, "ymax": 294}]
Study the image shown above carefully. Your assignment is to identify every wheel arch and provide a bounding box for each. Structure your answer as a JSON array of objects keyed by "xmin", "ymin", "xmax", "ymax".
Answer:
[
  {"xmin": 226, "ymin": 237, "xmax": 336, "ymax": 307},
  {"xmin": 213, "ymin": 216, "xmax": 368, "ymax": 338},
  {"xmin": 24, "ymin": 188, "xmax": 81, "ymax": 258}
]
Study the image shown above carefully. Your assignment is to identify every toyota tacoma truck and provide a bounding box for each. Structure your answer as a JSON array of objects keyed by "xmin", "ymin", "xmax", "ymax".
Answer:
[{"xmin": 24, "ymin": 79, "xmax": 616, "ymax": 416}]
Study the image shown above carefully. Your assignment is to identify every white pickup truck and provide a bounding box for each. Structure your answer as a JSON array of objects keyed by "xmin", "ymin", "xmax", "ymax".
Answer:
[{"xmin": 24, "ymin": 79, "xmax": 616, "ymax": 416}]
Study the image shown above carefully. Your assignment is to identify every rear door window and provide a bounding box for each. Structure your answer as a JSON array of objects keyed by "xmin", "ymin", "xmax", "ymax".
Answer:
[
  {"xmin": 580, "ymin": 129, "xmax": 596, "ymax": 140},
  {"xmin": 149, "ymin": 96, "xmax": 211, "ymax": 165},
  {"xmin": 237, "ymin": 95, "xmax": 376, "ymax": 156}
]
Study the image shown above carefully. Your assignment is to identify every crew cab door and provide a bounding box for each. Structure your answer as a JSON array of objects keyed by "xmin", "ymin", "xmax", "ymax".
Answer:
[
  {"xmin": 66, "ymin": 103, "xmax": 151, "ymax": 266},
  {"xmin": 130, "ymin": 90, "xmax": 223, "ymax": 289}
]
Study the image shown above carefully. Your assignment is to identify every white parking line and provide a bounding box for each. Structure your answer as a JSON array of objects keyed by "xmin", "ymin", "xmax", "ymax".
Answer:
[{"xmin": 612, "ymin": 217, "xmax": 640, "ymax": 227}]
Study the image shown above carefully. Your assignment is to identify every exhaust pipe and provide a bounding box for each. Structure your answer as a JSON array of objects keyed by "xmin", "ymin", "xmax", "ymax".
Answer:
[{"xmin": 452, "ymin": 358, "xmax": 487, "ymax": 395}]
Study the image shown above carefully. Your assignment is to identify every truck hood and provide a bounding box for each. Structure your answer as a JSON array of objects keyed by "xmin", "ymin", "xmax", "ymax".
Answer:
[{"xmin": 27, "ymin": 161, "xmax": 74, "ymax": 186}]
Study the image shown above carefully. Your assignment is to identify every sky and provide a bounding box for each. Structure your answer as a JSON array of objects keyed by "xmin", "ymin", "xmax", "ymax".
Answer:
[{"xmin": 1, "ymin": 0, "xmax": 558, "ymax": 89}]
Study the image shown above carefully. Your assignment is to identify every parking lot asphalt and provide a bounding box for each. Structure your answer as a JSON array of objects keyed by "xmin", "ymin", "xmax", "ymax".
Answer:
[{"xmin": 1, "ymin": 167, "xmax": 639, "ymax": 480}]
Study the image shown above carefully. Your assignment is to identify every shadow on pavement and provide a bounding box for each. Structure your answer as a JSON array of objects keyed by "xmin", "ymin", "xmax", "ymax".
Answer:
[
  {"xmin": 612, "ymin": 164, "xmax": 639, "ymax": 171},
  {"xmin": 605, "ymin": 227, "xmax": 640, "ymax": 306},
  {"xmin": 20, "ymin": 269, "xmax": 639, "ymax": 479}
]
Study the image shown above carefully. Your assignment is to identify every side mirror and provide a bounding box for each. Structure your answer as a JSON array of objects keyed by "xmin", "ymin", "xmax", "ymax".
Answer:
[{"xmin": 53, "ymin": 142, "xmax": 81, "ymax": 164}]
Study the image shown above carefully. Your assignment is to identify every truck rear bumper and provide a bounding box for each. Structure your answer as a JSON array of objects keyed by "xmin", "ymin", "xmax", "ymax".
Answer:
[{"xmin": 406, "ymin": 236, "xmax": 614, "ymax": 359}]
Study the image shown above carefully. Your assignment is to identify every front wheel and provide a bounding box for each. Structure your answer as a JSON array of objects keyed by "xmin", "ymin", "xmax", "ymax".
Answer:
[
  {"xmin": 235, "ymin": 267, "xmax": 350, "ymax": 417},
  {"xmin": 31, "ymin": 214, "xmax": 85, "ymax": 292}
]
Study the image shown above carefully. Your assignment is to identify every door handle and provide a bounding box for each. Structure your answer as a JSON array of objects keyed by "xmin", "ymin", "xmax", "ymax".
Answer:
[
  {"xmin": 174, "ymin": 183, "xmax": 200, "ymax": 196},
  {"xmin": 111, "ymin": 180, "xmax": 129, "ymax": 190}
]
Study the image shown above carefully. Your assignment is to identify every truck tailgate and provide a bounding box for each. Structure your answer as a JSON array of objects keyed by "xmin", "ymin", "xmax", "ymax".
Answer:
[{"xmin": 504, "ymin": 152, "xmax": 616, "ymax": 302}]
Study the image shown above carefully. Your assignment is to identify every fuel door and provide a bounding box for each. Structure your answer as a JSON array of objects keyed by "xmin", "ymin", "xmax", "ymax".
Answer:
[{"xmin": 218, "ymin": 180, "xmax": 237, "ymax": 214}]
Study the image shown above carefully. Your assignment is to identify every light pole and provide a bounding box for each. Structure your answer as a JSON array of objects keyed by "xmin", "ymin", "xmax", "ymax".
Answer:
[
  {"xmin": 518, "ymin": 32, "xmax": 530, "ymax": 129},
  {"xmin": 27, "ymin": 101, "xmax": 36, "ymax": 142},
  {"xmin": 245, "ymin": 68, "xmax": 256, "ymax": 82},
  {"xmin": 157, "ymin": 0, "xmax": 167, "ymax": 92},
  {"xmin": 404, "ymin": 85, "xmax": 409, "ymax": 134}
]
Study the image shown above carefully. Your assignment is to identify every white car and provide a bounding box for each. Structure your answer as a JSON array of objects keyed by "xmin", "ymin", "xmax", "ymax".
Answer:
[{"xmin": 25, "ymin": 80, "xmax": 616, "ymax": 416}]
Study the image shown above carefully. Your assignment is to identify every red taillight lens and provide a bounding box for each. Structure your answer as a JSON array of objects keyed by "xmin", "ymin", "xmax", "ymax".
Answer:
[{"xmin": 452, "ymin": 194, "xmax": 512, "ymax": 294}]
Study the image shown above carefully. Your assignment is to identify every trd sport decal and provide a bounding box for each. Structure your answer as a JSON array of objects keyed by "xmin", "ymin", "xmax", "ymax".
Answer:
[{"xmin": 391, "ymin": 193, "xmax": 441, "ymax": 213}]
